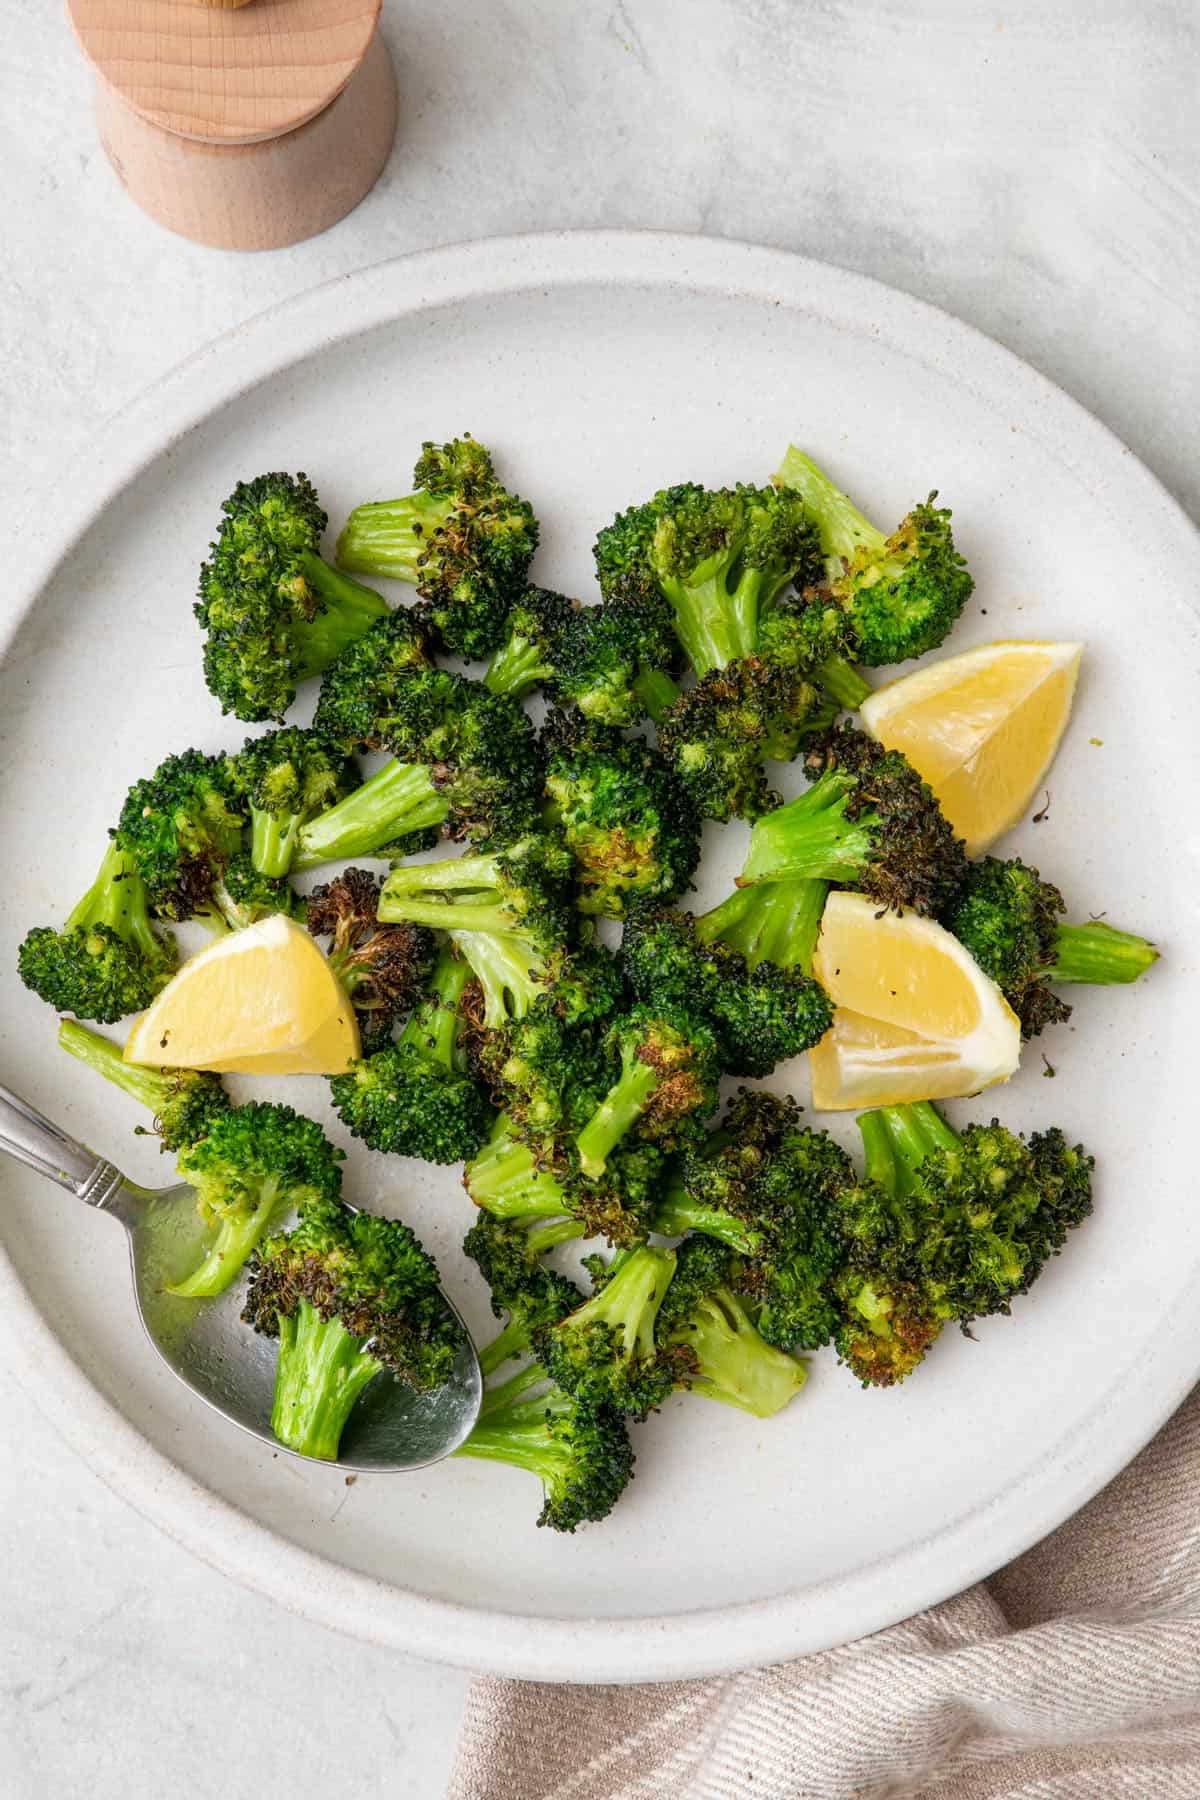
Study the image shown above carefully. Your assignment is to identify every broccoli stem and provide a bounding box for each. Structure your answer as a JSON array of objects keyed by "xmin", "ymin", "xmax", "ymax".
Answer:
[
  {"xmin": 484, "ymin": 631, "xmax": 555, "ymax": 699},
  {"xmin": 566, "ymin": 1246, "xmax": 675, "ymax": 1361},
  {"xmin": 166, "ymin": 1181, "xmax": 288, "ymax": 1299},
  {"xmin": 335, "ymin": 492, "xmax": 456, "ymax": 583},
  {"xmin": 876, "ymin": 1102, "xmax": 959, "ymax": 1191},
  {"xmin": 58, "ymin": 1017, "xmax": 174, "ymax": 1114},
  {"xmin": 68, "ymin": 841, "xmax": 162, "ymax": 961},
  {"xmin": 454, "ymin": 1389, "xmax": 574, "ymax": 1479},
  {"xmin": 448, "ymin": 930, "xmax": 546, "ymax": 1027},
  {"xmin": 249, "ymin": 809, "xmax": 306, "ymax": 880},
  {"xmin": 476, "ymin": 1358, "xmax": 548, "ymax": 1416},
  {"xmin": 659, "ymin": 568, "xmax": 754, "ymax": 677},
  {"xmin": 774, "ymin": 448, "xmax": 888, "ymax": 573},
  {"xmin": 669, "ymin": 1289, "xmax": 805, "ymax": 1417},
  {"xmin": 574, "ymin": 1052, "xmax": 660, "ymax": 1179},
  {"xmin": 858, "ymin": 1108, "xmax": 900, "ymax": 1194},
  {"xmin": 696, "ymin": 877, "xmax": 828, "ymax": 974},
  {"xmin": 290, "ymin": 554, "xmax": 390, "ymax": 679},
  {"xmin": 293, "ymin": 761, "xmax": 448, "ymax": 870},
  {"xmin": 269, "ymin": 1298, "xmax": 382, "ymax": 1461},
  {"xmin": 466, "ymin": 1127, "xmax": 568, "ymax": 1219},
  {"xmin": 398, "ymin": 948, "xmax": 472, "ymax": 1066},
  {"xmin": 632, "ymin": 667, "xmax": 681, "ymax": 722},
  {"xmin": 737, "ymin": 771, "xmax": 877, "ymax": 886},
  {"xmin": 378, "ymin": 857, "xmax": 523, "ymax": 935},
  {"xmin": 816, "ymin": 655, "xmax": 872, "ymax": 711},
  {"xmin": 477, "ymin": 1317, "xmax": 531, "ymax": 1379},
  {"xmin": 651, "ymin": 1178, "xmax": 757, "ymax": 1251},
  {"xmin": 1048, "ymin": 921, "xmax": 1159, "ymax": 986}
]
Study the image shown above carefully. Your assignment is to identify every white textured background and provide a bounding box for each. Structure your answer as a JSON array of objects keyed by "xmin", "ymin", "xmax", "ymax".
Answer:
[{"xmin": 1, "ymin": 2, "xmax": 1197, "ymax": 1795}]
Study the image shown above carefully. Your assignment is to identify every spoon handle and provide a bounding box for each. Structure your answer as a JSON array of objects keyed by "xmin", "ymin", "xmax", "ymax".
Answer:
[{"xmin": 0, "ymin": 1082, "xmax": 125, "ymax": 1208}]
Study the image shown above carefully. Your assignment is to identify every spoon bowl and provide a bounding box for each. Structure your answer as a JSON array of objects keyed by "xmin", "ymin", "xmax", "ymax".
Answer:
[{"xmin": 0, "ymin": 1082, "xmax": 482, "ymax": 1472}]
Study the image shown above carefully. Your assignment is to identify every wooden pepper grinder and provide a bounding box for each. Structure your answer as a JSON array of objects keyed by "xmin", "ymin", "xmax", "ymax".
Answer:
[{"xmin": 66, "ymin": 0, "xmax": 398, "ymax": 250}]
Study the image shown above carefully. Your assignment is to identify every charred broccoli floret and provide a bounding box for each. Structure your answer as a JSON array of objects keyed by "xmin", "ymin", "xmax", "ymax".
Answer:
[
  {"xmin": 306, "ymin": 867, "xmax": 434, "ymax": 1052},
  {"xmin": 243, "ymin": 1194, "xmax": 463, "ymax": 1461},
  {"xmin": 574, "ymin": 1005, "xmax": 720, "ymax": 1179},
  {"xmin": 312, "ymin": 611, "xmax": 434, "ymax": 751},
  {"xmin": 328, "ymin": 948, "xmax": 492, "ymax": 1162},
  {"xmin": 295, "ymin": 670, "xmax": 542, "ymax": 867},
  {"xmin": 485, "ymin": 583, "xmax": 680, "ymax": 726},
  {"xmin": 620, "ymin": 903, "xmax": 832, "ymax": 1078},
  {"xmin": 336, "ymin": 436, "xmax": 538, "ymax": 658},
  {"xmin": 171, "ymin": 1102, "xmax": 344, "ymax": 1300},
  {"xmin": 209, "ymin": 852, "xmax": 303, "ymax": 931},
  {"xmin": 774, "ymin": 447, "xmax": 974, "ymax": 667},
  {"xmin": 944, "ymin": 855, "xmax": 1159, "ymax": 1038},
  {"xmin": 57, "ymin": 1017, "xmax": 230, "ymax": 1152},
  {"xmin": 196, "ymin": 472, "xmax": 390, "ymax": 722},
  {"xmin": 225, "ymin": 728, "xmax": 359, "ymax": 877},
  {"xmin": 535, "ymin": 1245, "xmax": 689, "ymax": 1418},
  {"xmin": 17, "ymin": 841, "xmax": 178, "ymax": 1022},
  {"xmin": 594, "ymin": 482, "xmax": 821, "ymax": 676},
  {"xmin": 464, "ymin": 1109, "xmax": 667, "ymax": 1250},
  {"xmin": 542, "ymin": 710, "xmax": 701, "ymax": 917},
  {"xmin": 738, "ymin": 725, "xmax": 967, "ymax": 917},
  {"xmin": 116, "ymin": 750, "xmax": 246, "ymax": 925},
  {"xmin": 655, "ymin": 1236, "xmax": 807, "ymax": 1417}
]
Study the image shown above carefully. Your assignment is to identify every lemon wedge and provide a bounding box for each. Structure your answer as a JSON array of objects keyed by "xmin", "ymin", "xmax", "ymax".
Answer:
[
  {"xmin": 809, "ymin": 891, "xmax": 1020, "ymax": 1110},
  {"xmin": 124, "ymin": 914, "xmax": 360, "ymax": 1075},
  {"xmin": 860, "ymin": 639, "xmax": 1082, "ymax": 855}
]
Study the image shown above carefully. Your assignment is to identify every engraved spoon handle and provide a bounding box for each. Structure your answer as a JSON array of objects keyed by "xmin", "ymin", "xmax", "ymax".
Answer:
[{"xmin": 0, "ymin": 1081, "xmax": 124, "ymax": 1207}]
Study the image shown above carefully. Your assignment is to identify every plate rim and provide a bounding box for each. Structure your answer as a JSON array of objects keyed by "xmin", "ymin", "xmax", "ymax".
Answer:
[{"xmin": 3, "ymin": 229, "xmax": 1198, "ymax": 1683}]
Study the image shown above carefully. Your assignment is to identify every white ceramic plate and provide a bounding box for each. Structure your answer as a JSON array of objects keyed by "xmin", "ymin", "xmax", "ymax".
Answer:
[{"xmin": 2, "ymin": 234, "xmax": 1198, "ymax": 1684}]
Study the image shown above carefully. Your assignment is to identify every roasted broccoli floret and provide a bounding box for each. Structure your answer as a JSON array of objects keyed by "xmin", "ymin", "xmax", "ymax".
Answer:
[
  {"xmin": 621, "ymin": 903, "xmax": 832, "ymax": 1078},
  {"xmin": 209, "ymin": 852, "xmax": 303, "ymax": 931},
  {"xmin": 312, "ymin": 611, "xmax": 434, "ymax": 751},
  {"xmin": 655, "ymin": 656, "xmax": 837, "ymax": 822},
  {"xmin": 754, "ymin": 588, "xmax": 874, "ymax": 711},
  {"xmin": 305, "ymin": 867, "xmax": 433, "ymax": 1052},
  {"xmin": 594, "ymin": 482, "xmax": 820, "ymax": 676},
  {"xmin": 652, "ymin": 1092, "xmax": 849, "ymax": 1352},
  {"xmin": 328, "ymin": 948, "xmax": 492, "ymax": 1162},
  {"xmin": 774, "ymin": 447, "xmax": 974, "ymax": 667},
  {"xmin": 336, "ymin": 437, "xmax": 538, "ymax": 658},
  {"xmin": 117, "ymin": 750, "xmax": 246, "ymax": 925},
  {"xmin": 170, "ymin": 1102, "xmax": 344, "ymax": 1300},
  {"xmin": 832, "ymin": 1102, "xmax": 1094, "ymax": 1385},
  {"xmin": 655, "ymin": 1236, "xmax": 806, "ymax": 1417},
  {"xmin": 18, "ymin": 841, "xmax": 178, "ymax": 1022},
  {"xmin": 295, "ymin": 670, "xmax": 542, "ymax": 868},
  {"xmin": 57, "ymin": 1017, "xmax": 230, "ymax": 1152},
  {"xmin": 737, "ymin": 725, "xmax": 967, "ymax": 917},
  {"xmin": 464, "ymin": 1114, "xmax": 666, "ymax": 1249},
  {"xmin": 225, "ymin": 728, "xmax": 359, "ymax": 877},
  {"xmin": 485, "ymin": 583, "xmax": 680, "ymax": 727},
  {"xmin": 471, "ymin": 943, "xmax": 623, "ymax": 1139},
  {"xmin": 243, "ymin": 1193, "xmax": 463, "ymax": 1461},
  {"xmin": 574, "ymin": 1005, "xmax": 720, "ymax": 1178},
  {"xmin": 535, "ymin": 1245, "xmax": 690, "ymax": 1418},
  {"xmin": 196, "ymin": 472, "xmax": 390, "ymax": 722},
  {"xmin": 943, "ymin": 855, "xmax": 1159, "ymax": 1038},
  {"xmin": 542, "ymin": 711, "xmax": 701, "ymax": 917}
]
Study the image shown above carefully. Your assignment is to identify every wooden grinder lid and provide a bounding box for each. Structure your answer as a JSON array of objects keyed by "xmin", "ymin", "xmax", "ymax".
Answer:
[{"xmin": 66, "ymin": 0, "xmax": 382, "ymax": 146}]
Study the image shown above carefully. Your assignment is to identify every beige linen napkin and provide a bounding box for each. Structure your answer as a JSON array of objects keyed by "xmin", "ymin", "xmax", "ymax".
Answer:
[{"xmin": 449, "ymin": 1384, "xmax": 1200, "ymax": 1799}]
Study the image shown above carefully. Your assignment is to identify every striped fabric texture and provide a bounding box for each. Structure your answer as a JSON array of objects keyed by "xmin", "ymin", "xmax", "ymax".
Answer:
[{"xmin": 450, "ymin": 1385, "xmax": 1200, "ymax": 1799}]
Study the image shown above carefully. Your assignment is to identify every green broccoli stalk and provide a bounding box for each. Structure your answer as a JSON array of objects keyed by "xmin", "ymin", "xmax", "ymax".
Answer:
[
  {"xmin": 455, "ymin": 1367, "xmax": 634, "ymax": 1532},
  {"xmin": 694, "ymin": 876, "xmax": 828, "ymax": 974},
  {"xmin": 328, "ymin": 949, "xmax": 493, "ymax": 1162},
  {"xmin": 18, "ymin": 841, "xmax": 178, "ymax": 1023},
  {"xmin": 594, "ymin": 482, "xmax": 820, "ymax": 677},
  {"xmin": 169, "ymin": 1102, "xmax": 344, "ymax": 1300},
  {"xmin": 464, "ymin": 1118, "xmax": 578, "ymax": 1222},
  {"xmin": 535, "ymin": 1246, "xmax": 688, "ymax": 1418},
  {"xmin": 943, "ymin": 856, "xmax": 1158, "ymax": 1037},
  {"xmin": 377, "ymin": 835, "xmax": 574, "ymax": 942},
  {"xmin": 774, "ymin": 447, "xmax": 974, "ymax": 667},
  {"xmin": 464, "ymin": 1116, "xmax": 666, "ymax": 1250},
  {"xmin": 293, "ymin": 760, "xmax": 449, "ymax": 869},
  {"xmin": 57, "ymin": 1017, "xmax": 230, "ymax": 1152},
  {"xmin": 574, "ymin": 1007, "xmax": 719, "ymax": 1179},
  {"xmin": 737, "ymin": 725, "xmax": 967, "ymax": 917},
  {"xmin": 336, "ymin": 437, "xmax": 538, "ymax": 659},
  {"xmin": 483, "ymin": 587, "xmax": 575, "ymax": 700},
  {"xmin": 655, "ymin": 1237, "xmax": 806, "ymax": 1418},
  {"xmin": 225, "ymin": 728, "xmax": 359, "ymax": 878},
  {"xmin": 196, "ymin": 472, "xmax": 390, "ymax": 722},
  {"xmin": 243, "ymin": 1194, "xmax": 463, "ymax": 1461}
]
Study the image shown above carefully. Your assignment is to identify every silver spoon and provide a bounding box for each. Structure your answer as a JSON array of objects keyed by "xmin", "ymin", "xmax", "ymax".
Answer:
[{"xmin": 0, "ymin": 1082, "xmax": 482, "ymax": 1471}]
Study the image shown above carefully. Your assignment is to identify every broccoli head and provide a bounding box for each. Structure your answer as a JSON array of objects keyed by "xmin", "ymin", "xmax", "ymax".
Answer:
[
  {"xmin": 336, "ymin": 436, "xmax": 538, "ymax": 658},
  {"xmin": 18, "ymin": 840, "xmax": 178, "ymax": 1022},
  {"xmin": 170, "ymin": 1102, "xmax": 344, "ymax": 1300},
  {"xmin": 534, "ymin": 1245, "xmax": 691, "ymax": 1418},
  {"xmin": 225, "ymin": 727, "xmax": 359, "ymax": 877},
  {"xmin": 116, "ymin": 749, "xmax": 246, "ymax": 925},
  {"xmin": 737, "ymin": 724, "xmax": 967, "ymax": 917},
  {"xmin": 574, "ymin": 1004, "xmax": 720, "ymax": 1178},
  {"xmin": 243, "ymin": 1193, "xmax": 464, "ymax": 1461},
  {"xmin": 311, "ymin": 611, "xmax": 435, "ymax": 752},
  {"xmin": 196, "ymin": 472, "xmax": 390, "ymax": 722},
  {"xmin": 655, "ymin": 1236, "xmax": 807, "ymax": 1418}
]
